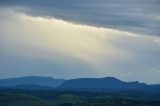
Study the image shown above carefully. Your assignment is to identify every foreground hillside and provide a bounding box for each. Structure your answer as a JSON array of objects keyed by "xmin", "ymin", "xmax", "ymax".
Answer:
[{"xmin": 0, "ymin": 89, "xmax": 160, "ymax": 106}]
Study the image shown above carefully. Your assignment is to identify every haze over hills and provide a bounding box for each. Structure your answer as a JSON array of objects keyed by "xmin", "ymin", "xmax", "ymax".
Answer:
[{"xmin": 0, "ymin": 76, "xmax": 160, "ymax": 94}]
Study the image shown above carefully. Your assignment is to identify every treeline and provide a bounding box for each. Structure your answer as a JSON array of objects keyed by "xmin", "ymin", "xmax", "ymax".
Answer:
[{"xmin": 0, "ymin": 89, "xmax": 160, "ymax": 106}]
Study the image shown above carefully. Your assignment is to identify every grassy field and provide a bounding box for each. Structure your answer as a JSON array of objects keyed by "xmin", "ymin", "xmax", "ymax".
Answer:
[{"xmin": 0, "ymin": 89, "xmax": 160, "ymax": 106}]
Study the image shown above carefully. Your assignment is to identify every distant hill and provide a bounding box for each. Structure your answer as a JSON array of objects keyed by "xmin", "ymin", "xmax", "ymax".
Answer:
[
  {"xmin": 59, "ymin": 77, "xmax": 160, "ymax": 93},
  {"xmin": 0, "ymin": 76, "xmax": 65, "ymax": 88},
  {"xmin": 0, "ymin": 76, "xmax": 160, "ymax": 94}
]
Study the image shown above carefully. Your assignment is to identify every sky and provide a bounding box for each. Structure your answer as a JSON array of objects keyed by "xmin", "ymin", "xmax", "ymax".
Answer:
[{"xmin": 0, "ymin": 0, "xmax": 160, "ymax": 84}]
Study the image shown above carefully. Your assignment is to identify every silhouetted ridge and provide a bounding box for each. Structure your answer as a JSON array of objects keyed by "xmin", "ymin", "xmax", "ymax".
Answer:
[
  {"xmin": 0, "ymin": 76, "xmax": 65, "ymax": 88},
  {"xmin": 59, "ymin": 77, "xmax": 125, "ymax": 89},
  {"xmin": 59, "ymin": 77, "xmax": 160, "ymax": 93},
  {"xmin": 0, "ymin": 76, "xmax": 159, "ymax": 94}
]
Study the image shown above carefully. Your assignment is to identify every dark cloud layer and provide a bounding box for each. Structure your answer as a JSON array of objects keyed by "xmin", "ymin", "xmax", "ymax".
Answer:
[{"xmin": 0, "ymin": 0, "xmax": 160, "ymax": 36}]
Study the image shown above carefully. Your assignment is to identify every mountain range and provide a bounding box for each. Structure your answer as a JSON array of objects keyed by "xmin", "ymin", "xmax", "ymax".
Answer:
[{"xmin": 0, "ymin": 76, "xmax": 159, "ymax": 94}]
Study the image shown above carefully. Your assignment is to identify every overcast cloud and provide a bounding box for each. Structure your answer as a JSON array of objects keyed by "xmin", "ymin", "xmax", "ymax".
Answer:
[{"xmin": 0, "ymin": 0, "xmax": 160, "ymax": 36}]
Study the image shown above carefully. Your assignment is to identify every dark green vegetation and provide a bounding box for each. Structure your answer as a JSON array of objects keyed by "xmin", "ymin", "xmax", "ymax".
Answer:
[{"xmin": 0, "ymin": 89, "xmax": 160, "ymax": 106}]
